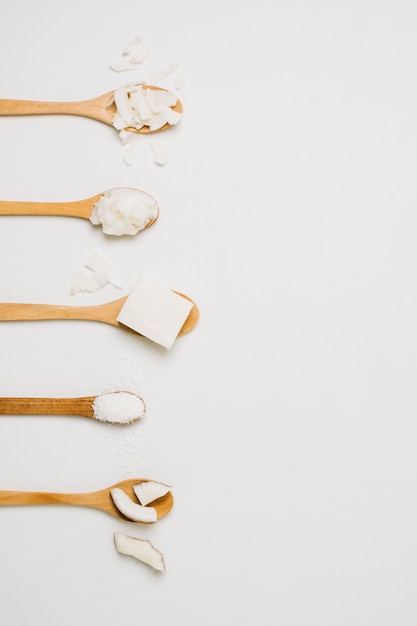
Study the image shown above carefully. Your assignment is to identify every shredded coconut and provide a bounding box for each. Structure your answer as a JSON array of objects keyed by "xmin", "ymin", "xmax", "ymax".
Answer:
[
  {"xmin": 93, "ymin": 391, "xmax": 145, "ymax": 424},
  {"xmin": 90, "ymin": 187, "xmax": 158, "ymax": 236}
]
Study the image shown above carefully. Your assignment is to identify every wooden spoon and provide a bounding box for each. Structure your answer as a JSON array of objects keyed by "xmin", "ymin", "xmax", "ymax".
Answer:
[
  {"xmin": 0, "ymin": 391, "xmax": 146, "ymax": 424},
  {"xmin": 0, "ymin": 478, "xmax": 173, "ymax": 522},
  {"xmin": 0, "ymin": 291, "xmax": 199, "ymax": 342},
  {"xmin": 0, "ymin": 188, "xmax": 158, "ymax": 231},
  {"xmin": 0, "ymin": 85, "xmax": 182, "ymax": 133}
]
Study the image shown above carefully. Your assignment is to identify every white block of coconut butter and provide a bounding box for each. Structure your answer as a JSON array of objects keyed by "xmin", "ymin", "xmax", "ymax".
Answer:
[{"xmin": 117, "ymin": 278, "xmax": 193, "ymax": 349}]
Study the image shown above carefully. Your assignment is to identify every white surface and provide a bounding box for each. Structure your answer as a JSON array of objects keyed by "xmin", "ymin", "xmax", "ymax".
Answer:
[{"xmin": 0, "ymin": 1, "xmax": 417, "ymax": 624}]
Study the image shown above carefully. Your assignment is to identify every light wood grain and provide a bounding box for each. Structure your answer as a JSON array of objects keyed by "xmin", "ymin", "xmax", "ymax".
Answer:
[
  {"xmin": 0, "ymin": 478, "xmax": 173, "ymax": 522},
  {"xmin": 0, "ymin": 193, "xmax": 103, "ymax": 218},
  {"xmin": 0, "ymin": 86, "xmax": 182, "ymax": 133},
  {"xmin": 0, "ymin": 396, "xmax": 96, "ymax": 417},
  {"xmin": 0, "ymin": 292, "xmax": 199, "ymax": 337}
]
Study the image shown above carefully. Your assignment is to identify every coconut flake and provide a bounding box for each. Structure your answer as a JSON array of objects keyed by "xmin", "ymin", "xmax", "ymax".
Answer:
[
  {"xmin": 123, "ymin": 142, "xmax": 138, "ymax": 165},
  {"xmin": 112, "ymin": 84, "xmax": 181, "ymax": 132},
  {"xmin": 110, "ymin": 36, "xmax": 151, "ymax": 72},
  {"xmin": 175, "ymin": 71, "xmax": 187, "ymax": 91},
  {"xmin": 114, "ymin": 533, "xmax": 165, "ymax": 572},
  {"xmin": 70, "ymin": 268, "xmax": 109, "ymax": 295},
  {"xmin": 147, "ymin": 63, "xmax": 178, "ymax": 85},
  {"xmin": 85, "ymin": 252, "xmax": 124, "ymax": 289},
  {"xmin": 119, "ymin": 128, "xmax": 144, "ymax": 145},
  {"xmin": 129, "ymin": 44, "xmax": 151, "ymax": 64},
  {"xmin": 151, "ymin": 140, "xmax": 169, "ymax": 165},
  {"xmin": 123, "ymin": 35, "xmax": 142, "ymax": 55},
  {"xmin": 133, "ymin": 481, "xmax": 171, "ymax": 506},
  {"xmin": 93, "ymin": 391, "xmax": 145, "ymax": 424},
  {"xmin": 110, "ymin": 488, "xmax": 157, "ymax": 522},
  {"xmin": 110, "ymin": 57, "xmax": 141, "ymax": 72}
]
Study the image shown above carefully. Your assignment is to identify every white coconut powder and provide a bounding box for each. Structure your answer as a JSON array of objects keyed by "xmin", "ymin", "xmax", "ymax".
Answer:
[
  {"xmin": 90, "ymin": 187, "xmax": 158, "ymax": 236},
  {"xmin": 93, "ymin": 391, "xmax": 146, "ymax": 424}
]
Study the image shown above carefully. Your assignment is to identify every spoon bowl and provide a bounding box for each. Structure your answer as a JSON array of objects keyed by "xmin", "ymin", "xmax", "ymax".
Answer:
[
  {"xmin": 0, "ymin": 478, "xmax": 173, "ymax": 522},
  {"xmin": 0, "ymin": 85, "xmax": 182, "ymax": 134}
]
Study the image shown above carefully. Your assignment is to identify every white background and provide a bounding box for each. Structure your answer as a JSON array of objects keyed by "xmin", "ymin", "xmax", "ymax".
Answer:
[{"xmin": 0, "ymin": 0, "xmax": 417, "ymax": 624}]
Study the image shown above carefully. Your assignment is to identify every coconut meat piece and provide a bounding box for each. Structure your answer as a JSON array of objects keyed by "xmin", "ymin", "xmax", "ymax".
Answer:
[
  {"xmin": 133, "ymin": 481, "xmax": 172, "ymax": 506},
  {"xmin": 114, "ymin": 533, "xmax": 165, "ymax": 572},
  {"xmin": 147, "ymin": 63, "xmax": 178, "ymax": 85},
  {"xmin": 151, "ymin": 140, "xmax": 169, "ymax": 165},
  {"xmin": 70, "ymin": 269, "xmax": 109, "ymax": 295},
  {"xmin": 110, "ymin": 488, "xmax": 157, "ymax": 523},
  {"xmin": 85, "ymin": 252, "xmax": 124, "ymax": 289},
  {"xmin": 116, "ymin": 277, "xmax": 193, "ymax": 349},
  {"xmin": 110, "ymin": 35, "xmax": 151, "ymax": 72}
]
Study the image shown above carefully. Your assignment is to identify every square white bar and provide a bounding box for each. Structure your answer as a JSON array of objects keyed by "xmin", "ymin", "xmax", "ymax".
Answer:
[{"xmin": 117, "ymin": 278, "xmax": 193, "ymax": 348}]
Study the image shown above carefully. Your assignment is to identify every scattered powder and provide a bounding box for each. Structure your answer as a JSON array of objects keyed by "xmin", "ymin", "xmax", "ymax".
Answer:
[
  {"xmin": 87, "ymin": 356, "xmax": 167, "ymax": 477},
  {"xmin": 93, "ymin": 391, "xmax": 146, "ymax": 424}
]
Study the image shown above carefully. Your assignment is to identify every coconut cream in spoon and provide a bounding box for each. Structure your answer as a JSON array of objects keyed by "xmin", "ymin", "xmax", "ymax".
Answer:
[{"xmin": 90, "ymin": 187, "xmax": 158, "ymax": 236}]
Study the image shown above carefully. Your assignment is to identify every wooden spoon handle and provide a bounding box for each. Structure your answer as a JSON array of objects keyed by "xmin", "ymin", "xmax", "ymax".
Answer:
[
  {"xmin": 0, "ymin": 299, "xmax": 124, "ymax": 325},
  {"xmin": 0, "ymin": 98, "xmax": 99, "ymax": 118},
  {"xmin": 0, "ymin": 93, "xmax": 115, "ymax": 125},
  {"xmin": 0, "ymin": 194, "xmax": 102, "ymax": 219},
  {"xmin": 0, "ymin": 396, "xmax": 96, "ymax": 417},
  {"xmin": 0, "ymin": 490, "xmax": 92, "ymax": 507}
]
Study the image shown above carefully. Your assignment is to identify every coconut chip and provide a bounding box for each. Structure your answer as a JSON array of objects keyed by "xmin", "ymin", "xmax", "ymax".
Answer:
[
  {"xmin": 112, "ymin": 84, "xmax": 182, "ymax": 132},
  {"xmin": 110, "ymin": 35, "xmax": 151, "ymax": 72},
  {"xmin": 85, "ymin": 252, "xmax": 124, "ymax": 289},
  {"xmin": 114, "ymin": 532, "xmax": 165, "ymax": 572},
  {"xmin": 151, "ymin": 140, "xmax": 169, "ymax": 165},
  {"xmin": 146, "ymin": 63, "xmax": 178, "ymax": 85},
  {"xmin": 110, "ymin": 488, "xmax": 157, "ymax": 523},
  {"xmin": 122, "ymin": 142, "xmax": 138, "ymax": 165},
  {"xmin": 133, "ymin": 481, "xmax": 172, "ymax": 506},
  {"xmin": 175, "ymin": 71, "xmax": 188, "ymax": 91},
  {"xmin": 70, "ymin": 268, "xmax": 109, "ymax": 295},
  {"xmin": 123, "ymin": 35, "xmax": 142, "ymax": 55}
]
